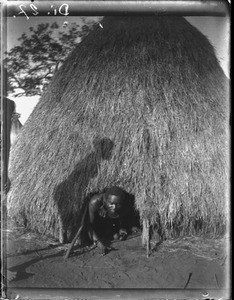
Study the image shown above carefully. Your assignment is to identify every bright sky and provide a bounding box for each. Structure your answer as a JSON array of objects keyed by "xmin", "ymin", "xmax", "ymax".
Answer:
[{"xmin": 6, "ymin": 16, "xmax": 230, "ymax": 124}]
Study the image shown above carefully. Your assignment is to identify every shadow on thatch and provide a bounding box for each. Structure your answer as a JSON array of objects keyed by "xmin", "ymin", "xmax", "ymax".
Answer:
[{"xmin": 53, "ymin": 137, "xmax": 114, "ymax": 243}]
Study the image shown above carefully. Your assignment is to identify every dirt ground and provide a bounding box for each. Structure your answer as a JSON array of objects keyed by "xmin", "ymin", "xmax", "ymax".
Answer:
[{"xmin": 4, "ymin": 225, "xmax": 230, "ymax": 295}]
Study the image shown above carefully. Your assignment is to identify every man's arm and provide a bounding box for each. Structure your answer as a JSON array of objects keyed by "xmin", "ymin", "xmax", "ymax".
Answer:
[
  {"xmin": 88, "ymin": 194, "xmax": 102, "ymax": 243},
  {"xmin": 88, "ymin": 194, "xmax": 111, "ymax": 255}
]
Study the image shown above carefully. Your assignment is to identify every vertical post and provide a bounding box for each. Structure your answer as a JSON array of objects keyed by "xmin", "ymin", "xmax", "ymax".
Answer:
[
  {"xmin": 142, "ymin": 218, "xmax": 151, "ymax": 258},
  {"xmin": 146, "ymin": 219, "xmax": 150, "ymax": 258},
  {"xmin": 58, "ymin": 213, "xmax": 68, "ymax": 244}
]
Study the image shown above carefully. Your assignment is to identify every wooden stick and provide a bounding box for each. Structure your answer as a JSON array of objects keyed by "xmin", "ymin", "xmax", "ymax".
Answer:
[
  {"xmin": 64, "ymin": 200, "xmax": 89, "ymax": 259},
  {"xmin": 64, "ymin": 225, "xmax": 84, "ymax": 260}
]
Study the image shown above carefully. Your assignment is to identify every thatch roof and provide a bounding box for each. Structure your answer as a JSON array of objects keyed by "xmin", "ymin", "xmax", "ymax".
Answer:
[{"xmin": 8, "ymin": 16, "xmax": 229, "ymax": 242}]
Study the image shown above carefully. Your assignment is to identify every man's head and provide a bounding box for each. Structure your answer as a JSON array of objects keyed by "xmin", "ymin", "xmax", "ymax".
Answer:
[{"xmin": 104, "ymin": 186, "xmax": 127, "ymax": 216}]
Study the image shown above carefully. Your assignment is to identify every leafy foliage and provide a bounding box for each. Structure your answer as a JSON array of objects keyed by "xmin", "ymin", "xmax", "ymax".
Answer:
[{"xmin": 5, "ymin": 19, "xmax": 96, "ymax": 97}]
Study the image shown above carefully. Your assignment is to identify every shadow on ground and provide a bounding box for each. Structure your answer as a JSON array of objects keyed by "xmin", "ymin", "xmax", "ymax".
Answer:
[{"xmin": 6, "ymin": 227, "xmax": 230, "ymax": 289}]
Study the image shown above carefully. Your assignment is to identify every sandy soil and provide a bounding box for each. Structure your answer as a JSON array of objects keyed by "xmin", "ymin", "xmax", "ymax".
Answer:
[{"xmin": 4, "ymin": 226, "xmax": 230, "ymax": 293}]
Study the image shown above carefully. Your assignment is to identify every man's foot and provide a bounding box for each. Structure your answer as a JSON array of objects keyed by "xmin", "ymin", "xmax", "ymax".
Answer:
[
  {"xmin": 131, "ymin": 226, "xmax": 140, "ymax": 233},
  {"xmin": 113, "ymin": 233, "xmax": 119, "ymax": 240}
]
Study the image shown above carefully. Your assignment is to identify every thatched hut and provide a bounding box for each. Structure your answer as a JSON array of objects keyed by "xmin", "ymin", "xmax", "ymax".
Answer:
[{"xmin": 8, "ymin": 16, "xmax": 229, "ymax": 244}]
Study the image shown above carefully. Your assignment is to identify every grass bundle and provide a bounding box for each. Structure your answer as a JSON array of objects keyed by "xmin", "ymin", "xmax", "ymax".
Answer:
[{"xmin": 8, "ymin": 16, "xmax": 229, "ymax": 243}]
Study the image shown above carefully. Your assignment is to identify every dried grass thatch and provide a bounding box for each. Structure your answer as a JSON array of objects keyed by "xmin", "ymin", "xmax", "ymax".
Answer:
[{"xmin": 8, "ymin": 16, "xmax": 229, "ymax": 242}]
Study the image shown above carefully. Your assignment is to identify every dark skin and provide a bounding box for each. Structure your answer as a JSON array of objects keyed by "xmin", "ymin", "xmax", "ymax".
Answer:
[{"xmin": 87, "ymin": 192, "xmax": 139, "ymax": 255}]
